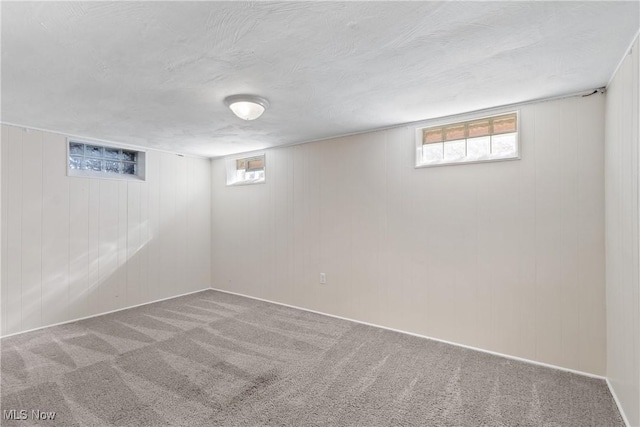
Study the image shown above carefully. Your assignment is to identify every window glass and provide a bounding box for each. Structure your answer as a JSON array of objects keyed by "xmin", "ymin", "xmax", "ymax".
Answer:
[
  {"xmin": 417, "ymin": 112, "xmax": 519, "ymax": 167},
  {"xmin": 86, "ymin": 145, "xmax": 103, "ymax": 158},
  {"xmin": 68, "ymin": 141, "xmax": 143, "ymax": 179},
  {"xmin": 444, "ymin": 139, "xmax": 465, "ymax": 161},
  {"xmin": 467, "ymin": 136, "xmax": 491, "ymax": 158},
  {"xmin": 227, "ymin": 154, "xmax": 266, "ymax": 185}
]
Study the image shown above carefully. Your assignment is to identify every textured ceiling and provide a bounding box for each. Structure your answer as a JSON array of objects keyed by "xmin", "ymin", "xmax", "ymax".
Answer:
[{"xmin": 2, "ymin": 1, "xmax": 639, "ymax": 157}]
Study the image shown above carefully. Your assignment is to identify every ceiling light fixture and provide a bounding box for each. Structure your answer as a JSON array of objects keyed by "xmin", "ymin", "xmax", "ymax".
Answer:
[{"xmin": 224, "ymin": 95, "xmax": 269, "ymax": 121}]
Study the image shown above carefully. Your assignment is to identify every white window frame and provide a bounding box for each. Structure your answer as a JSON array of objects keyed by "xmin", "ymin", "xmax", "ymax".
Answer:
[
  {"xmin": 415, "ymin": 110, "xmax": 520, "ymax": 168},
  {"xmin": 225, "ymin": 152, "xmax": 266, "ymax": 186},
  {"xmin": 67, "ymin": 138, "xmax": 146, "ymax": 181}
]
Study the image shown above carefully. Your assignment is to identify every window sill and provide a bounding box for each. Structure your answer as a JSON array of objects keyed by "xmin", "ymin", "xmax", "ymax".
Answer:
[
  {"xmin": 415, "ymin": 155, "xmax": 520, "ymax": 169},
  {"xmin": 67, "ymin": 169, "xmax": 146, "ymax": 181},
  {"xmin": 226, "ymin": 178, "xmax": 266, "ymax": 186}
]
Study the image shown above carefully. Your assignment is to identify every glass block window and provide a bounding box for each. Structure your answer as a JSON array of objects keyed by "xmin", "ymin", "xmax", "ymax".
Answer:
[
  {"xmin": 416, "ymin": 112, "xmax": 519, "ymax": 167},
  {"xmin": 226, "ymin": 154, "xmax": 266, "ymax": 185},
  {"xmin": 68, "ymin": 141, "xmax": 144, "ymax": 179}
]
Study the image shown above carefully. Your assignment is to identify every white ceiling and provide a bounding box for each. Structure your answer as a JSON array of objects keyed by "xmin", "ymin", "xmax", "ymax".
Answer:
[{"xmin": 2, "ymin": 2, "xmax": 638, "ymax": 157}]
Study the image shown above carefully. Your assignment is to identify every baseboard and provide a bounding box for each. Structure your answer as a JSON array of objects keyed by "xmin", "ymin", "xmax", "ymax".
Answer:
[
  {"xmin": 0, "ymin": 288, "xmax": 210, "ymax": 339},
  {"xmin": 607, "ymin": 378, "xmax": 632, "ymax": 427},
  {"xmin": 210, "ymin": 286, "xmax": 606, "ymax": 381}
]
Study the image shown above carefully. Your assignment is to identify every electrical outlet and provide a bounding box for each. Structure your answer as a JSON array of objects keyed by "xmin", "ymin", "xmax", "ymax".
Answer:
[{"xmin": 320, "ymin": 273, "xmax": 326, "ymax": 284}]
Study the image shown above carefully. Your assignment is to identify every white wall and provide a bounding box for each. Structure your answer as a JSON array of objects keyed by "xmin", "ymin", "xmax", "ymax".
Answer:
[
  {"xmin": 606, "ymin": 35, "xmax": 640, "ymax": 427},
  {"xmin": 1, "ymin": 124, "xmax": 212, "ymax": 336},
  {"xmin": 211, "ymin": 94, "xmax": 606, "ymax": 375}
]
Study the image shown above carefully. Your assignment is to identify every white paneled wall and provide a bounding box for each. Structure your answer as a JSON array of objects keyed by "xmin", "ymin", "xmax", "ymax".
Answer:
[
  {"xmin": 211, "ymin": 95, "xmax": 606, "ymax": 375},
  {"xmin": 605, "ymin": 35, "xmax": 640, "ymax": 427},
  {"xmin": 0, "ymin": 125, "xmax": 212, "ymax": 336}
]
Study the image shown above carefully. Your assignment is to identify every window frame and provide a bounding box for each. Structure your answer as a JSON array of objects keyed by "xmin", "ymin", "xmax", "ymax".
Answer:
[
  {"xmin": 414, "ymin": 110, "xmax": 520, "ymax": 168},
  {"xmin": 66, "ymin": 138, "xmax": 146, "ymax": 181},
  {"xmin": 226, "ymin": 152, "xmax": 266, "ymax": 186}
]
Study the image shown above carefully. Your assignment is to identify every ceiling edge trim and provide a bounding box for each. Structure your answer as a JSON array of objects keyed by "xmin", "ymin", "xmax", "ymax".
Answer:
[
  {"xmin": 214, "ymin": 87, "xmax": 603, "ymax": 160},
  {"xmin": 1, "ymin": 86, "xmax": 606, "ymax": 161},
  {"xmin": 0, "ymin": 121, "xmax": 210, "ymax": 160},
  {"xmin": 607, "ymin": 27, "xmax": 640, "ymax": 88}
]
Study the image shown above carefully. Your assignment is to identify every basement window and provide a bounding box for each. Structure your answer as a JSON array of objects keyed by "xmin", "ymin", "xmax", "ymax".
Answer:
[
  {"xmin": 68, "ymin": 140, "xmax": 146, "ymax": 180},
  {"xmin": 226, "ymin": 154, "xmax": 266, "ymax": 186},
  {"xmin": 415, "ymin": 112, "xmax": 519, "ymax": 167}
]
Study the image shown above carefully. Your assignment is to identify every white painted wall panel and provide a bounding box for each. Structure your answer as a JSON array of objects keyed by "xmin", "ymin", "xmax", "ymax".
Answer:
[
  {"xmin": 606, "ymin": 36, "xmax": 640, "ymax": 427},
  {"xmin": 174, "ymin": 156, "xmax": 188, "ymax": 295},
  {"xmin": 98, "ymin": 179, "xmax": 119, "ymax": 313},
  {"xmin": 126, "ymin": 182, "xmax": 143, "ymax": 306},
  {"xmin": 211, "ymin": 94, "xmax": 607, "ymax": 375},
  {"xmin": 41, "ymin": 132, "xmax": 70, "ymax": 326},
  {"xmin": 146, "ymin": 150, "xmax": 161, "ymax": 302},
  {"xmin": 0, "ymin": 125, "xmax": 212, "ymax": 336},
  {"xmin": 186, "ymin": 157, "xmax": 212, "ymax": 293},
  {"xmin": 87, "ymin": 179, "xmax": 101, "ymax": 318},
  {"xmin": 21, "ymin": 130, "xmax": 43, "ymax": 332},
  {"xmin": 68, "ymin": 178, "xmax": 89, "ymax": 321},
  {"xmin": 139, "ymin": 177, "xmax": 150, "ymax": 301},
  {"xmin": 158, "ymin": 152, "xmax": 176, "ymax": 301},
  {"xmin": 117, "ymin": 181, "xmax": 128, "ymax": 307},
  {"xmin": 6, "ymin": 126, "xmax": 23, "ymax": 333},
  {"xmin": 577, "ymin": 95, "xmax": 607, "ymax": 376},
  {"xmin": 1, "ymin": 126, "xmax": 9, "ymax": 333}
]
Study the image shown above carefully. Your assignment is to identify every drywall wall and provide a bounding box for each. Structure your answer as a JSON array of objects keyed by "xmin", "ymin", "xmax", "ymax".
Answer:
[
  {"xmin": 0, "ymin": 124, "xmax": 212, "ymax": 336},
  {"xmin": 605, "ymin": 35, "xmax": 640, "ymax": 427},
  {"xmin": 211, "ymin": 94, "xmax": 606, "ymax": 375}
]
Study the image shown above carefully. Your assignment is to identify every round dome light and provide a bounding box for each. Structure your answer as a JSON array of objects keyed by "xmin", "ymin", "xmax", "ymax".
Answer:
[{"xmin": 224, "ymin": 95, "xmax": 269, "ymax": 120}]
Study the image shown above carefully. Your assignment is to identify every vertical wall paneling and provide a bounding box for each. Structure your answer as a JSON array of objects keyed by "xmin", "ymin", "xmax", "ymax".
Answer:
[
  {"xmin": 532, "ymin": 100, "xmax": 564, "ymax": 368},
  {"xmin": 605, "ymin": 35, "xmax": 640, "ymax": 427},
  {"xmin": 6, "ymin": 126, "xmax": 23, "ymax": 333},
  {"xmin": 348, "ymin": 133, "xmax": 386, "ymax": 325},
  {"xmin": 291, "ymin": 145, "xmax": 307, "ymax": 307},
  {"xmin": 158, "ymin": 152, "xmax": 176, "ymax": 300},
  {"xmin": 578, "ymin": 95, "xmax": 606, "ymax": 375},
  {"xmin": 186, "ymin": 161, "xmax": 195, "ymax": 292},
  {"xmin": 98, "ymin": 180, "xmax": 119, "ymax": 313},
  {"xmin": 0, "ymin": 125, "xmax": 212, "ymax": 336},
  {"xmin": 68, "ymin": 177, "xmax": 89, "ymax": 320},
  {"xmin": 210, "ymin": 160, "xmax": 224, "ymax": 293},
  {"xmin": 186, "ymin": 157, "xmax": 211, "ymax": 293},
  {"xmin": 1, "ymin": 126, "xmax": 8, "ymax": 333},
  {"xmin": 211, "ymin": 95, "xmax": 607, "ymax": 376},
  {"xmin": 174, "ymin": 156, "xmax": 188, "ymax": 294},
  {"xmin": 41, "ymin": 132, "xmax": 70, "ymax": 326},
  {"xmin": 516, "ymin": 103, "xmax": 537, "ymax": 359},
  {"xmin": 139, "ymin": 179, "xmax": 149, "ymax": 303},
  {"xmin": 126, "ymin": 182, "xmax": 142, "ymax": 305},
  {"xmin": 558, "ymin": 99, "xmax": 581, "ymax": 370},
  {"xmin": 86, "ymin": 179, "xmax": 101, "ymax": 318},
  {"xmin": 20, "ymin": 129, "xmax": 43, "ymax": 331},
  {"xmin": 146, "ymin": 150, "xmax": 161, "ymax": 302},
  {"xmin": 117, "ymin": 181, "xmax": 128, "ymax": 305},
  {"xmin": 0, "ymin": 127, "xmax": 9, "ymax": 328},
  {"xmin": 381, "ymin": 127, "xmax": 411, "ymax": 331}
]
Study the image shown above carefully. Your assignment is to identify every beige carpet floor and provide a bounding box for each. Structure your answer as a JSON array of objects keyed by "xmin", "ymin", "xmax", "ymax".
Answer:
[{"xmin": 0, "ymin": 289, "xmax": 624, "ymax": 426}]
